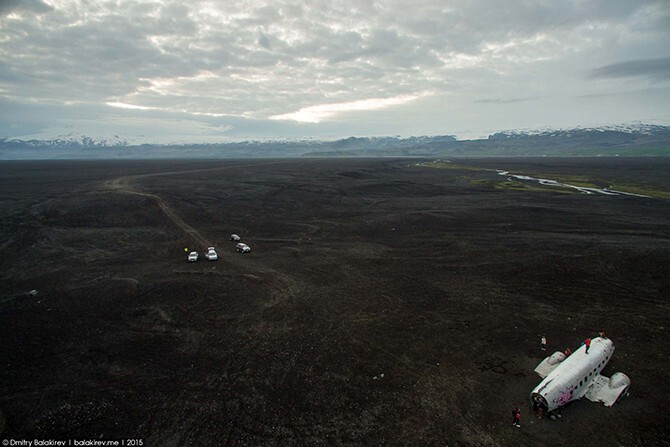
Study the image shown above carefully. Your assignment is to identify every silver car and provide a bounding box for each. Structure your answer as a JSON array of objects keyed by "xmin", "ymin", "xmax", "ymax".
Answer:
[{"xmin": 205, "ymin": 247, "xmax": 218, "ymax": 261}]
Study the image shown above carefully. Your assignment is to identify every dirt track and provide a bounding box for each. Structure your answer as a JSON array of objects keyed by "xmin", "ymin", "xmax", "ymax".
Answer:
[
  {"xmin": 105, "ymin": 174, "xmax": 212, "ymax": 249},
  {"xmin": 103, "ymin": 161, "xmax": 288, "ymax": 249},
  {"xmin": 1, "ymin": 158, "xmax": 669, "ymax": 446}
]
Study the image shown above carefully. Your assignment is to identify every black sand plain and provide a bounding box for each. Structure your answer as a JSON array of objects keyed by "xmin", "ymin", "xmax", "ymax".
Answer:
[{"xmin": 1, "ymin": 157, "xmax": 669, "ymax": 446}]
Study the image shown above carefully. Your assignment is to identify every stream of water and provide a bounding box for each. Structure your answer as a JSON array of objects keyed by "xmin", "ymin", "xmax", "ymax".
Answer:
[{"xmin": 496, "ymin": 170, "xmax": 649, "ymax": 197}]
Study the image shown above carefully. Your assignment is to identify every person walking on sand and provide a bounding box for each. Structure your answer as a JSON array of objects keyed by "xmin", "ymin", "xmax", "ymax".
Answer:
[
  {"xmin": 541, "ymin": 335, "xmax": 547, "ymax": 351},
  {"xmin": 512, "ymin": 407, "xmax": 521, "ymax": 427},
  {"xmin": 584, "ymin": 338, "xmax": 591, "ymax": 354}
]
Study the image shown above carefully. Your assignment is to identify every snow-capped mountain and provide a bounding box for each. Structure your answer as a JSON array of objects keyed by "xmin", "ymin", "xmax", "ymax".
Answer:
[
  {"xmin": 1, "ymin": 123, "xmax": 669, "ymax": 159},
  {"xmin": 489, "ymin": 123, "xmax": 670, "ymax": 139},
  {"xmin": 0, "ymin": 132, "xmax": 130, "ymax": 148}
]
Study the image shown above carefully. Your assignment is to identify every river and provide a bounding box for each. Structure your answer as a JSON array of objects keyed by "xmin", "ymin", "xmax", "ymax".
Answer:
[{"xmin": 496, "ymin": 170, "xmax": 649, "ymax": 197}]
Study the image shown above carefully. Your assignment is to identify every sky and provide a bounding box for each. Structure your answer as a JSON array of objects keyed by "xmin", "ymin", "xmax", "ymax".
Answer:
[{"xmin": 1, "ymin": 0, "xmax": 669, "ymax": 143}]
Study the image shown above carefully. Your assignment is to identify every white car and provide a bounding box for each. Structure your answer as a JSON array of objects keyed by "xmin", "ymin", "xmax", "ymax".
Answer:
[
  {"xmin": 188, "ymin": 251, "xmax": 199, "ymax": 262},
  {"xmin": 230, "ymin": 234, "xmax": 241, "ymax": 242},
  {"xmin": 236, "ymin": 243, "xmax": 251, "ymax": 253},
  {"xmin": 205, "ymin": 247, "xmax": 218, "ymax": 261}
]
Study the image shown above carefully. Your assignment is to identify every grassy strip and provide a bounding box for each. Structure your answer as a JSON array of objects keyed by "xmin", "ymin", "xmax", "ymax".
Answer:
[
  {"xmin": 419, "ymin": 160, "xmax": 500, "ymax": 172},
  {"xmin": 469, "ymin": 178, "xmax": 576, "ymax": 193},
  {"xmin": 609, "ymin": 183, "xmax": 670, "ymax": 199},
  {"xmin": 530, "ymin": 174, "xmax": 603, "ymax": 188},
  {"xmin": 421, "ymin": 161, "xmax": 670, "ymax": 198}
]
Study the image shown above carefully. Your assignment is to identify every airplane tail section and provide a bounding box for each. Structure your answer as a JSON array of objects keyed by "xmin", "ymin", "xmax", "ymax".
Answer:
[{"xmin": 585, "ymin": 372, "xmax": 631, "ymax": 406}]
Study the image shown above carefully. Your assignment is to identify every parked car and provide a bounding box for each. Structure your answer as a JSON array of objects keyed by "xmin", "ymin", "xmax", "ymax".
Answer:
[
  {"xmin": 230, "ymin": 234, "xmax": 241, "ymax": 242},
  {"xmin": 236, "ymin": 243, "xmax": 251, "ymax": 253},
  {"xmin": 205, "ymin": 247, "xmax": 218, "ymax": 261},
  {"xmin": 188, "ymin": 251, "xmax": 199, "ymax": 262}
]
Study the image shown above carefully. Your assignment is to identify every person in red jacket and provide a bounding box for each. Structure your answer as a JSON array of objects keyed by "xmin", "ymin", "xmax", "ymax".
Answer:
[
  {"xmin": 512, "ymin": 407, "xmax": 521, "ymax": 427},
  {"xmin": 584, "ymin": 338, "xmax": 591, "ymax": 354}
]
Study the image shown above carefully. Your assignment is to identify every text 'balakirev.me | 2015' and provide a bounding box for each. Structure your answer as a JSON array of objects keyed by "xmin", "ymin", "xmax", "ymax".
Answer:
[{"xmin": 3, "ymin": 438, "xmax": 143, "ymax": 447}]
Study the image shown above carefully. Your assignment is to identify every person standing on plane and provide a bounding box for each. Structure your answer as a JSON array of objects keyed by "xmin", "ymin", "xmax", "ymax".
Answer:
[{"xmin": 584, "ymin": 338, "xmax": 591, "ymax": 354}]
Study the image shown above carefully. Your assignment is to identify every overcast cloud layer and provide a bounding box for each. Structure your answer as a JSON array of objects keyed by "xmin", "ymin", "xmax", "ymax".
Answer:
[{"xmin": 1, "ymin": 0, "xmax": 669, "ymax": 142}]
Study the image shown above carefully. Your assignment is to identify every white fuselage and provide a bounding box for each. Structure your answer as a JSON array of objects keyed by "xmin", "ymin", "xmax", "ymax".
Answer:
[{"xmin": 531, "ymin": 337, "xmax": 614, "ymax": 412}]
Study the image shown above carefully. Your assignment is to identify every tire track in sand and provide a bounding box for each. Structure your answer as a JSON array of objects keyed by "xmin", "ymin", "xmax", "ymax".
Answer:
[
  {"xmin": 103, "ymin": 160, "xmax": 304, "ymax": 313},
  {"xmin": 106, "ymin": 175, "xmax": 210, "ymax": 247},
  {"xmin": 103, "ymin": 161, "xmax": 285, "ymax": 249}
]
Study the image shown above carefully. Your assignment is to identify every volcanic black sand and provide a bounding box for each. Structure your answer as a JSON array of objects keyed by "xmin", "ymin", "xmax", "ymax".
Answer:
[{"xmin": 1, "ymin": 158, "xmax": 669, "ymax": 446}]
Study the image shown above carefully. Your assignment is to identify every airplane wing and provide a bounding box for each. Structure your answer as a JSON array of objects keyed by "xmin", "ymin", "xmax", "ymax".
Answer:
[
  {"xmin": 585, "ymin": 373, "xmax": 631, "ymax": 407},
  {"xmin": 534, "ymin": 351, "xmax": 566, "ymax": 378}
]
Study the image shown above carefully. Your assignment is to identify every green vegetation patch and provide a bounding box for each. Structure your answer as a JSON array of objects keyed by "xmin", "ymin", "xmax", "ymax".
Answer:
[
  {"xmin": 469, "ymin": 178, "xmax": 576, "ymax": 193},
  {"xmin": 532, "ymin": 174, "xmax": 604, "ymax": 188},
  {"xmin": 420, "ymin": 161, "xmax": 670, "ymax": 198},
  {"xmin": 609, "ymin": 183, "xmax": 670, "ymax": 199},
  {"xmin": 514, "ymin": 173, "xmax": 670, "ymax": 197},
  {"xmin": 420, "ymin": 161, "xmax": 496, "ymax": 172}
]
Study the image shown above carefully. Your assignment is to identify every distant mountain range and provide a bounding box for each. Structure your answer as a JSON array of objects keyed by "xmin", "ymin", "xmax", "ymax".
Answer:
[{"xmin": 1, "ymin": 124, "xmax": 669, "ymax": 159}]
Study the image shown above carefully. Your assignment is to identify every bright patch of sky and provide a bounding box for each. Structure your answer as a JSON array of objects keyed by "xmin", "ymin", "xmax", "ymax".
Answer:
[{"xmin": 0, "ymin": 0, "xmax": 668, "ymax": 143}]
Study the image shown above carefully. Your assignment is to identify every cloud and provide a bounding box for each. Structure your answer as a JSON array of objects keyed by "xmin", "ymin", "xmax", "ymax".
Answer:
[
  {"xmin": 106, "ymin": 102, "xmax": 162, "ymax": 111},
  {"xmin": 0, "ymin": 0, "xmax": 52, "ymax": 16},
  {"xmin": 258, "ymin": 33, "xmax": 272, "ymax": 50},
  {"xmin": 588, "ymin": 57, "xmax": 670, "ymax": 81},
  {"xmin": 475, "ymin": 97, "xmax": 539, "ymax": 104},
  {"xmin": 0, "ymin": 0, "xmax": 669, "ymax": 141},
  {"xmin": 270, "ymin": 94, "xmax": 425, "ymax": 123}
]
